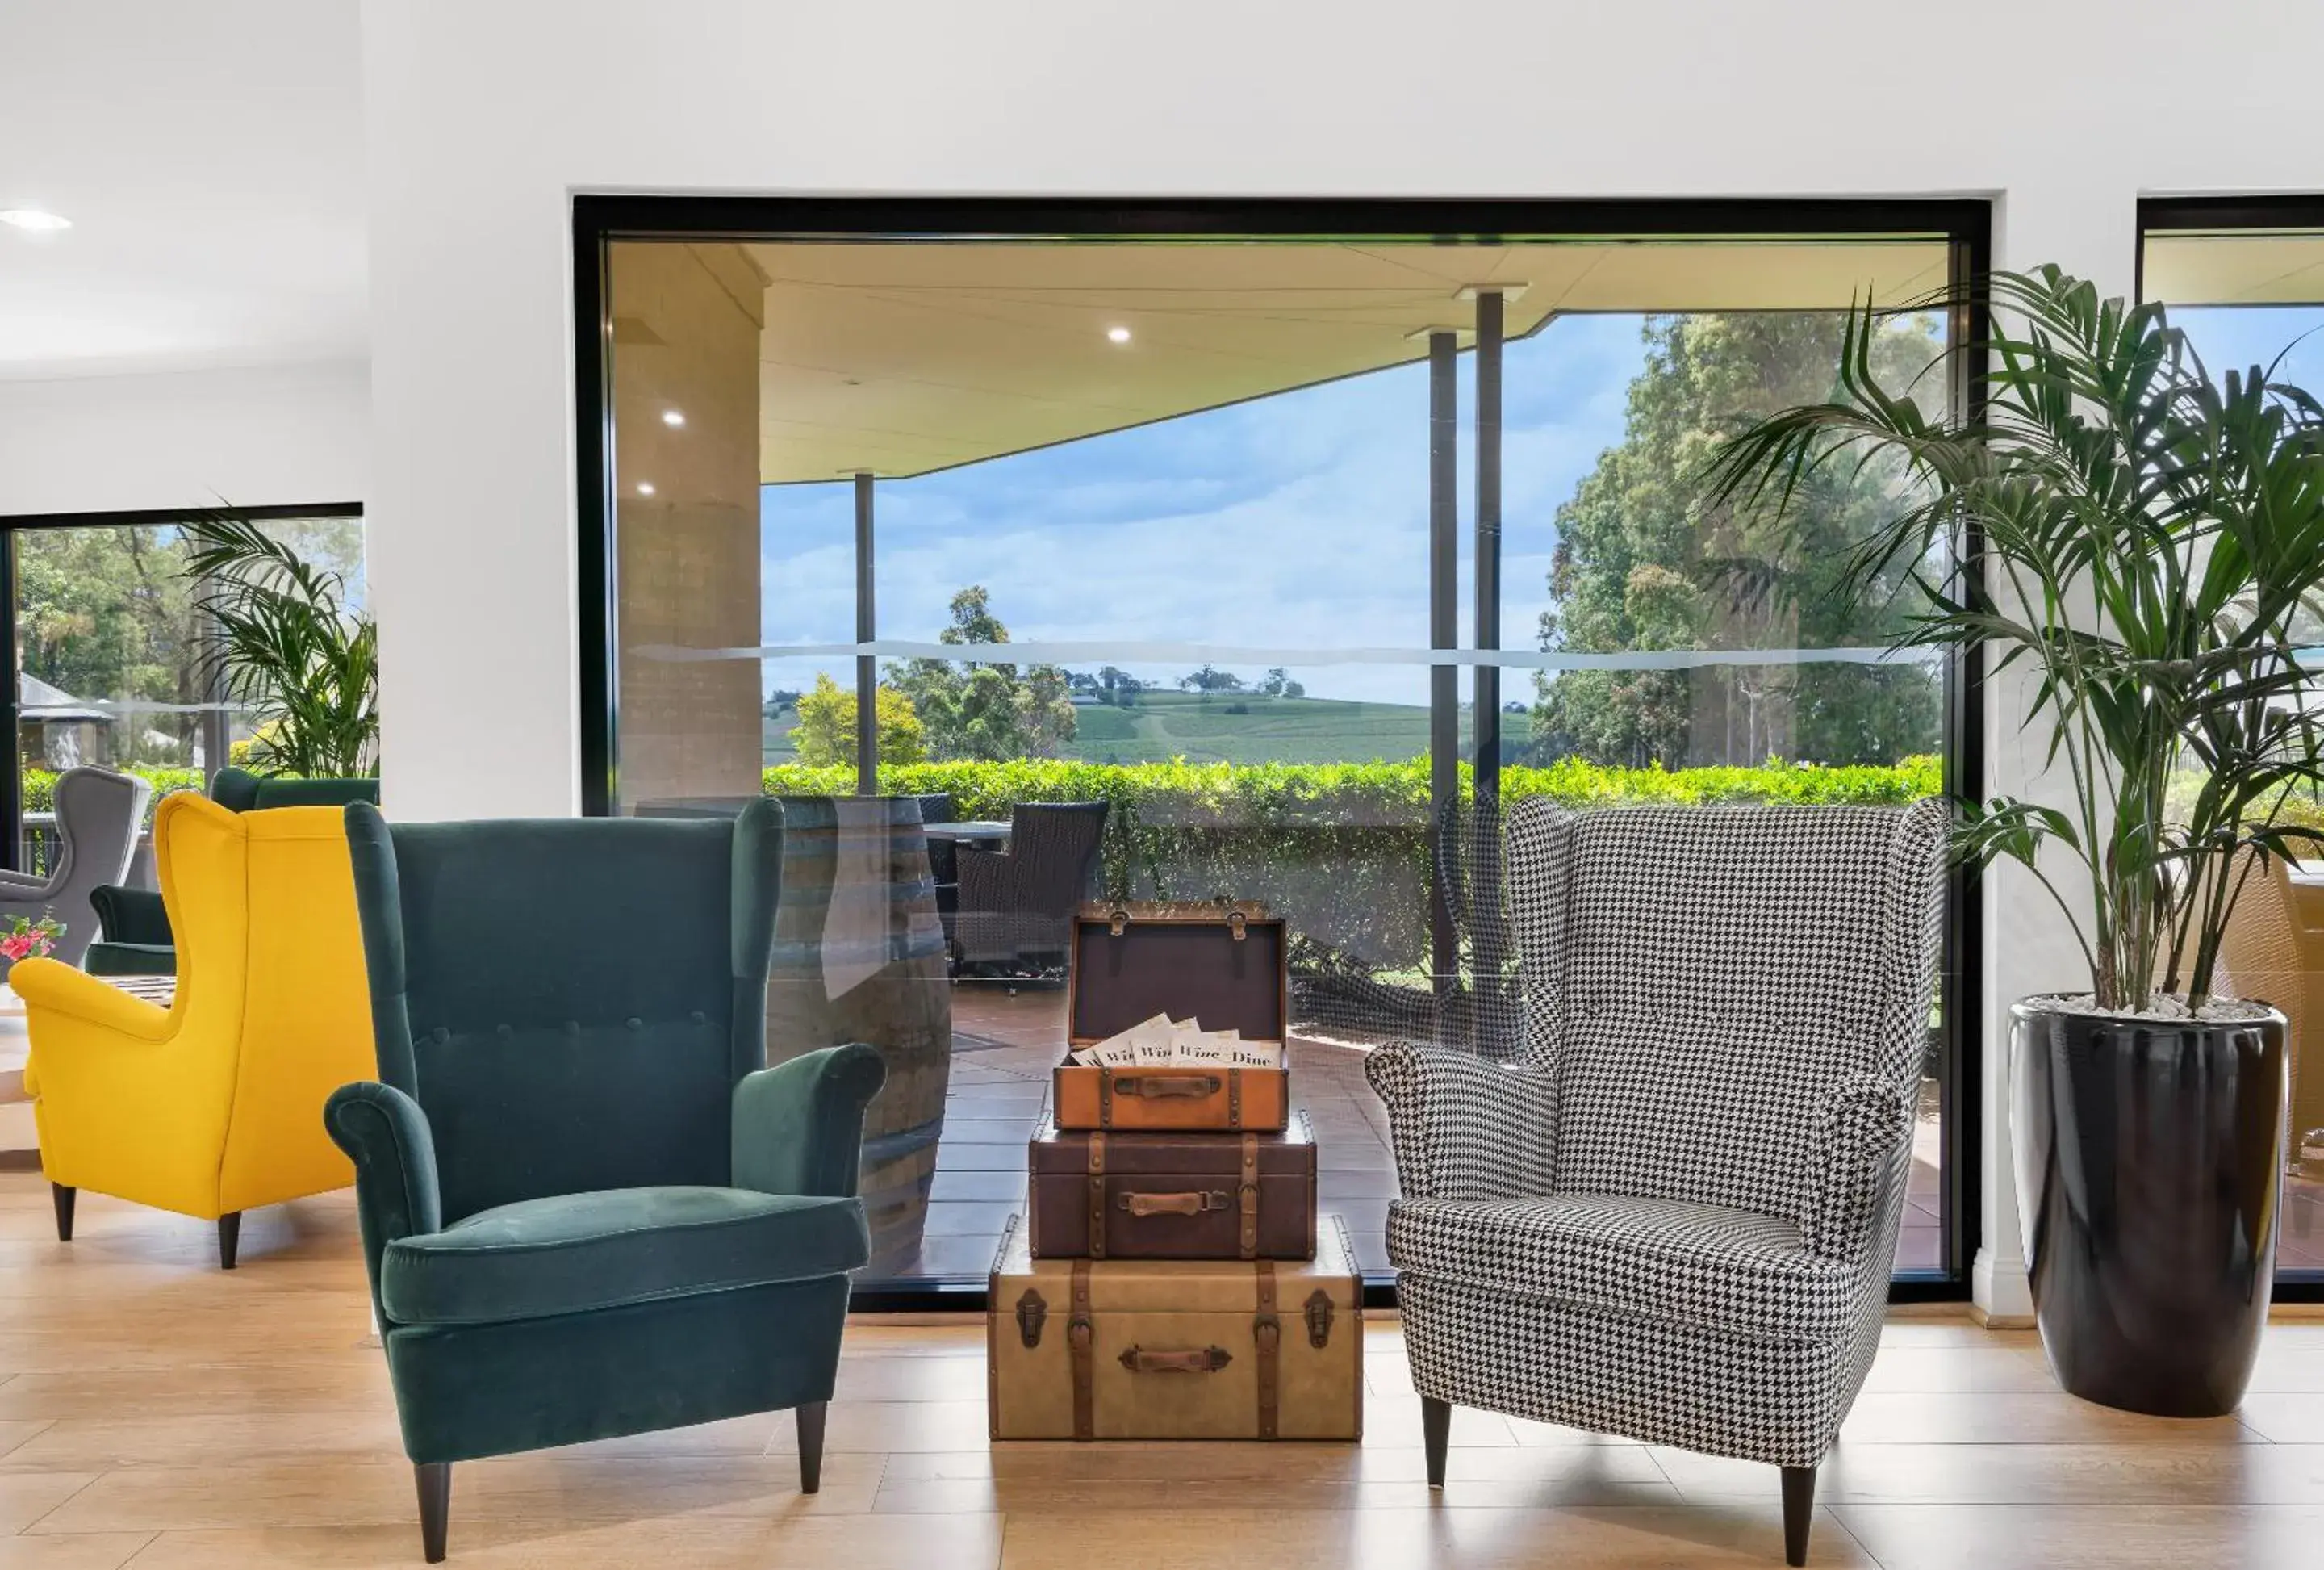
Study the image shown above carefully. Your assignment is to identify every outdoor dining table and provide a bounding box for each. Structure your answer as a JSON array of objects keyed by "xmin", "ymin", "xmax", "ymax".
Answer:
[{"xmin": 921, "ymin": 820, "xmax": 1012, "ymax": 845}]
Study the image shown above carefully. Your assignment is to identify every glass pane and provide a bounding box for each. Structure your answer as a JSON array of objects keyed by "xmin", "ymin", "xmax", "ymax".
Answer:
[
  {"xmin": 2146, "ymin": 252, "xmax": 2324, "ymax": 1278},
  {"xmin": 13, "ymin": 513, "xmax": 370, "ymax": 898},
  {"xmin": 604, "ymin": 233, "xmax": 1962, "ymax": 1292}
]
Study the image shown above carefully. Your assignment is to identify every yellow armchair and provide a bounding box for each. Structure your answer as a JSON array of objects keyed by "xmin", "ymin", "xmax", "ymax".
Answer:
[{"xmin": 22, "ymin": 793, "xmax": 373, "ymax": 1267}]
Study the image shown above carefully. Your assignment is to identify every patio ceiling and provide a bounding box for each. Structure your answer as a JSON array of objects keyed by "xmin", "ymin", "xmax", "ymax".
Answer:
[
  {"xmin": 2144, "ymin": 231, "xmax": 2324, "ymax": 308},
  {"xmin": 682, "ymin": 238, "xmax": 1953, "ymax": 484}
]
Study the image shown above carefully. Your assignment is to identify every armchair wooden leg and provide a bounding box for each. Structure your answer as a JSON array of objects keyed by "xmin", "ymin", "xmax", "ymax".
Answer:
[
  {"xmin": 216, "ymin": 1212, "xmax": 241, "ymax": 1271},
  {"xmin": 796, "ymin": 1402, "xmax": 827, "ymax": 1494},
  {"xmin": 1780, "ymin": 1463, "xmax": 1816, "ymax": 1567},
  {"xmin": 50, "ymin": 1184, "xmax": 73, "ymax": 1242},
  {"xmin": 415, "ymin": 1461, "xmax": 450, "ymax": 1563},
  {"xmin": 1421, "ymin": 1396, "xmax": 1451, "ymax": 1488}
]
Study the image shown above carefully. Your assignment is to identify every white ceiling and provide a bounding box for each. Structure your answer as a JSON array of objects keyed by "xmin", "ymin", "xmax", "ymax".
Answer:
[
  {"xmin": 681, "ymin": 238, "xmax": 1953, "ymax": 482},
  {"xmin": 0, "ymin": 0, "xmax": 368, "ymax": 382}
]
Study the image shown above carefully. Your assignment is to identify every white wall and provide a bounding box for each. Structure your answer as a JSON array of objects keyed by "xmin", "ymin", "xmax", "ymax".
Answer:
[
  {"xmin": 357, "ymin": 0, "xmax": 2324, "ymax": 1315},
  {"xmin": 0, "ymin": 361, "xmax": 370, "ymax": 517}
]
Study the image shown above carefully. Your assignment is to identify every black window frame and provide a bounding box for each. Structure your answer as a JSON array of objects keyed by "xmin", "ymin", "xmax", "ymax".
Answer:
[{"xmin": 572, "ymin": 195, "xmax": 1990, "ymax": 1312}]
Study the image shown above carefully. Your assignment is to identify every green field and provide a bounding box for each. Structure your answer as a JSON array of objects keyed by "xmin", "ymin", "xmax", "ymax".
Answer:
[{"xmin": 765, "ymin": 692, "xmax": 1530, "ymax": 766}]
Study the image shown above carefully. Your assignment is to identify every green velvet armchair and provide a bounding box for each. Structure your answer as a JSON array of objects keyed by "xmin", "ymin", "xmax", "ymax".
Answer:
[
  {"xmin": 324, "ymin": 800, "xmax": 885, "ymax": 1563},
  {"xmin": 85, "ymin": 768, "xmax": 382, "ymax": 978}
]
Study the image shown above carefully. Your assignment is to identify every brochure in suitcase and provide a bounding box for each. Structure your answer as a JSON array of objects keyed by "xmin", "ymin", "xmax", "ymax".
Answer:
[
  {"xmin": 1026, "ymin": 1110, "xmax": 1318, "ymax": 1261},
  {"xmin": 1053, "ymin": 902, "xmax": 1290, "ymax": 1133},
  {"xmin": 987, "ymin": 1213, "xmax": 1361, "ymax": 1442}
]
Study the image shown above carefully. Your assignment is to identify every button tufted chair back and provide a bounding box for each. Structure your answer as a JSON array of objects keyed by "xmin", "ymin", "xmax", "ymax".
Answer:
[{"xmin": 342, "ymin": 801, "xmax": 784, "ymax": 1225}]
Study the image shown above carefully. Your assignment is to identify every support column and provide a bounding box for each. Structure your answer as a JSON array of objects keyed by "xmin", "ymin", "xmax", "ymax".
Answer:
[
  {"xmin": 1428, "ymin": 330, "xmax": 1459, "ymax": 996},
  {"xmin": 855, "ymin": 471, "xmax": 876, "ymax": 795},
  {"xmin": 1473, "ymin": 291, "xmax": 1503, "ymax": 802},
  {"xmin": 608, "ymin": 242, "xmax": 767, "ymax": 814}
]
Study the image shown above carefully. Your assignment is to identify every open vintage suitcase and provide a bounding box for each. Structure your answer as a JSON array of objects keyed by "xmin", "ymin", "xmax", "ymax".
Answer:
[
  {"xmin": 1052, "ymin": 901, "xmax": 1290, "ymax": 1133},
  {"xmin": 988, "ymin": 1214, "xmax": 1362, "ymax": 1440},
  {"xmin": 1026, "ymin": 1110, "xmax": 1318, "ymax": 1260}
]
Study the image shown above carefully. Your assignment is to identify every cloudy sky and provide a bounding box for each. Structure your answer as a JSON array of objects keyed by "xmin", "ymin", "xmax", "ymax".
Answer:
[
  {"xmin": 751, "ymin": 301, "xmax": 2324, "ymax": 709},
  {"xmin": 755, "ymin": 312, "xmax": 1645, "ymax": 706}
]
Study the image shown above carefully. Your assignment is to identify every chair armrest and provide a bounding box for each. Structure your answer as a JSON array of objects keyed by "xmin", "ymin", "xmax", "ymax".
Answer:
[
  {"xmin": 1804, "ymin": 1071, "xmax": 1913, "ymax": 1265},
  {"xmin": 90, "ymin": 885, "xmax": 171, "ymax": 946},
  {"xmin": 1364, "ymin": 1040, "xmax": 1559, "ymax": 1202},
  {"xmin": 731, "ymin": 1042, "xmax": 888, "ymax": 1199},
  {"xmin": 14, "ymin": 957, "xmax": 172, "ymax": 1041},
  {"xmin": 324, "ymin": 1082, "xmax": 442, "ymax": 1325}
]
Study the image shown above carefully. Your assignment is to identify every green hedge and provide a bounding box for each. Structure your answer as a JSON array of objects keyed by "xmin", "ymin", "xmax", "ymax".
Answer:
[
  {"xmin": 763, "ymin": 756, "xmax": 1942, "ymax": 971},
  {"xmin": 23, "ymin": 766, "xmax": 203, "ymax": 818}
]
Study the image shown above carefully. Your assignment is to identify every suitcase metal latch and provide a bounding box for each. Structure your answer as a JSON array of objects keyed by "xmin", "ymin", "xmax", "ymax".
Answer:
[
  {"xmin": 1304, "ymin": 1289, "xmax": 1335, "ymax": 1349},
  {"xmin": 1016, "ymin": 1288, "xmax": 1048, "ymax": 1349},
  {"xmin": 1108, "ymin": 907, "xmax": 1131, "ymax": 936}
]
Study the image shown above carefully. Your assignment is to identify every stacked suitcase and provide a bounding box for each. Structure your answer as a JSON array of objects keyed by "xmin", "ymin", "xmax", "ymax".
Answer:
[{"xmin": 988, "ymin": 901, "xmax": 1363, "ymax": 1442}]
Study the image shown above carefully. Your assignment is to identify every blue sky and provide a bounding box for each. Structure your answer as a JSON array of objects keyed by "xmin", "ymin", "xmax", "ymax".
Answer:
[
  {"xmin": 755, "ymin": 299, "xmax": 2324, "ymax": 710},
  {"xmin": 757, "ymin": 314, "xmax": 1645, "ymax": 706}
]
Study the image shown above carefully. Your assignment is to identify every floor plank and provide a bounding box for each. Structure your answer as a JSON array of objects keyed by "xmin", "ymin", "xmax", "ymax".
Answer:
[{"xmin": 0, "ymin": 1168, "xmax": 2316, "ymax": 1565}]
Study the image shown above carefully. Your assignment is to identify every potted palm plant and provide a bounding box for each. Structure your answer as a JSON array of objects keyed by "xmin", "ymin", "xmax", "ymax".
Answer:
[
  {"xmin": 182, "ymin": 511, "xmax": 378, "ymax": 777},
  {"xmin": 1704, "ymin": 266, "xmax": 2324, "ymax": 1417}
]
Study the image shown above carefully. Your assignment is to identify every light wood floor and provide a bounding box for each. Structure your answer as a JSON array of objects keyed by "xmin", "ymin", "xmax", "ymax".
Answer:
[{"xmin": 2, "ymin": 1177, "xmax": 2323, "ymax": 1567}]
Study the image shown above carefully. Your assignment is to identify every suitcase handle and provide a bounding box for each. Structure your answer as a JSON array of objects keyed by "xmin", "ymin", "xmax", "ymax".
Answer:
[
  {"xmin": 1118, "ymin": 1189, "xmax": 1231, "ymax": 1217},
  {"xmin": 1118, "ymin": 1345, "xmax": 1233, "ymax": 1375},
  {"xmin": 1110, "ymin": 1074, "xmax": 1223, "ymax": 1099}
]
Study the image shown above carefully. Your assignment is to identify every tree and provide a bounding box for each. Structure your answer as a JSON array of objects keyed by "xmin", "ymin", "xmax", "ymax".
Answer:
[
  {"xmin": 888, "ymin": 586, "xmax": 1077, "ymax": 761},
  {"xmin": 1097, "ymin": 666, "xmax": 1144, "ymax": 705},
  {"xmin": 1178, "ymin": 664, "xmax": 1244, "ymax": 694},
  {"xmin": 1532, "ymin": 312, "xmax": 1945, "ymax": 768},
  {"xmin": 788, "ymin": 673, "xmax": 926, "ymax": 766}
]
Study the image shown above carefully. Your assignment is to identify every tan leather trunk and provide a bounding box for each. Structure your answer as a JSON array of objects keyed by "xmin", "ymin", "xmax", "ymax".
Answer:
[
  {"xmin": 988, "ymin": 1215, "xmax": 1361, "ymax": 1441},
  {"xmin": 1054, "ymin": 902, "xmax": 1290, "ymax": 1132}
]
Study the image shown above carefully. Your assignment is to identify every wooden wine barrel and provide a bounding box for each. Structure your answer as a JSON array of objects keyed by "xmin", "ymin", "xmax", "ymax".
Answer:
[{"xmin": 763, "ymin": 795, "xmax": 953, "ymax": 1278}]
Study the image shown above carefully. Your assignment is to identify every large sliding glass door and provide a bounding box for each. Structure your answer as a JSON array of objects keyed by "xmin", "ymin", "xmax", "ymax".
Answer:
[
  {"xmin": 2142, "ymin": 200, "xmax": 2324, "ymax": 1296},
  {"xmin": 579, "ymin": 201, "xmax": 1988, "ymax": 1302}
]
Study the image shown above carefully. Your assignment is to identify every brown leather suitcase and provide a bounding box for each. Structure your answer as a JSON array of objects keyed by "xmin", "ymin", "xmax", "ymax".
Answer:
[
  {"xmin": 988, "ymin": 1214, "xmax": 1361, "ymax": 1441},
  {"xmin": 1026, "ymin": 1111, "xmax": 1317, "ymax": 1261},
  {"xmin": 1052, "ymin": 901, "xmax": 1290, "ymax": 1132}
]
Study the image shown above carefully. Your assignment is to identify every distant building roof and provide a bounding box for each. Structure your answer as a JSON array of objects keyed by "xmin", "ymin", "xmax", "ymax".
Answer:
[{"xmin": 19, "ymin": 673, "xmax": 114, "ymax": 726}]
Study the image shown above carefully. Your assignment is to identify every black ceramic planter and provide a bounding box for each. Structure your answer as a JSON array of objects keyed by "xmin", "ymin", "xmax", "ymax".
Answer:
[{"xmin": 2012, "ymin": 999, "xmax": 2287, "ymax": 1417}]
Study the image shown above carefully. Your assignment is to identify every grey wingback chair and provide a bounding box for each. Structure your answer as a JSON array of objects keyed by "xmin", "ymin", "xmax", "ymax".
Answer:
[
  {"xmin": 1366, "ymin": 799, "xmax": 1946, "ymax": 1568},
  {"xmin": 0, "ymin": 767, "xmax": 151, "ymax": 973}
]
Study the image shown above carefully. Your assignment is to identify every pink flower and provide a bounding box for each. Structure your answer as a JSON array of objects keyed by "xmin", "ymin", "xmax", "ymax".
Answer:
[{"xmin": 1, "ymin": 936, "xmax": 32, "ymax": 961}]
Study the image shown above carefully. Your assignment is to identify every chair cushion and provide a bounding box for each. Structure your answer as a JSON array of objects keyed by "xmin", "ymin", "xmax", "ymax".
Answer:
[
  {"xmin": 382, "ymin": 1185, "xmax": 869, "ymax": 1327},
  {"xmin": 1386, "ymin": 1192, "xmax": 1857, "ymax": 1343}
]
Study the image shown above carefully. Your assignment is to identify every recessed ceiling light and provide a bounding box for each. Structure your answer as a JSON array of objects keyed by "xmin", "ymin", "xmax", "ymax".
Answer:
[
  {"xmin": 636, "ymin": 481, "xmax": 656, "ymax": 496},
  {"xmin": 661, "ymin": 409, "xmax": 685, "ymax": 428},
  {"xmin": 1106, "ymin": 326, "xmax": 1132, "ymax": 344},
  {"xmin": 0, "ymin": 209, "xmax": 70, "ymax": 232}
]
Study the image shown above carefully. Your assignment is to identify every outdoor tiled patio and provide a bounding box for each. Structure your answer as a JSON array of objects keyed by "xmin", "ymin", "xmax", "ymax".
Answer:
[{"xmin": 884, "ymin": 985, "xmax": 1948, "ymax": 1285}]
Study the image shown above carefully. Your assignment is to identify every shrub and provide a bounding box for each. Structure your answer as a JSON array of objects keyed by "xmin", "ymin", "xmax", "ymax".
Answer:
[
  {"xmin": 763, "ymin": 756, "xmax": 1942, "ymax": 971},
  {"xmin": 23, "ymin": 766, "xmax": 203, "ymax": 823}
]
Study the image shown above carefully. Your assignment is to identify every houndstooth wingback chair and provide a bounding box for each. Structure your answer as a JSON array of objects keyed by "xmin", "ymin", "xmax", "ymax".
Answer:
[{"xmin": 1366, "ymin": 799, "xmax": 1946, "ymax": 1568}]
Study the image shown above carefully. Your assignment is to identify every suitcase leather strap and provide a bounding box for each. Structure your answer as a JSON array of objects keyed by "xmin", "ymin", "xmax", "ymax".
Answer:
[
  {"xmin": 1254, "ymin": 1260, "xmax": 1281, "ymax": 1440},
  {"xmin": 1068, "ymin": 1262, "xmax": 1095, "ymax": 1441},
  {"xmin": 1086, "ymin": 1133, "xmax": 1107, "ymax": 1259},
  {"xmin": 1119, "ymin": 1190, "xmax": 1231, "ymax": 1216},
  {"xmin": 1238, "ymin": 1133, "xmax": 1260, "ymax": 1259}
]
